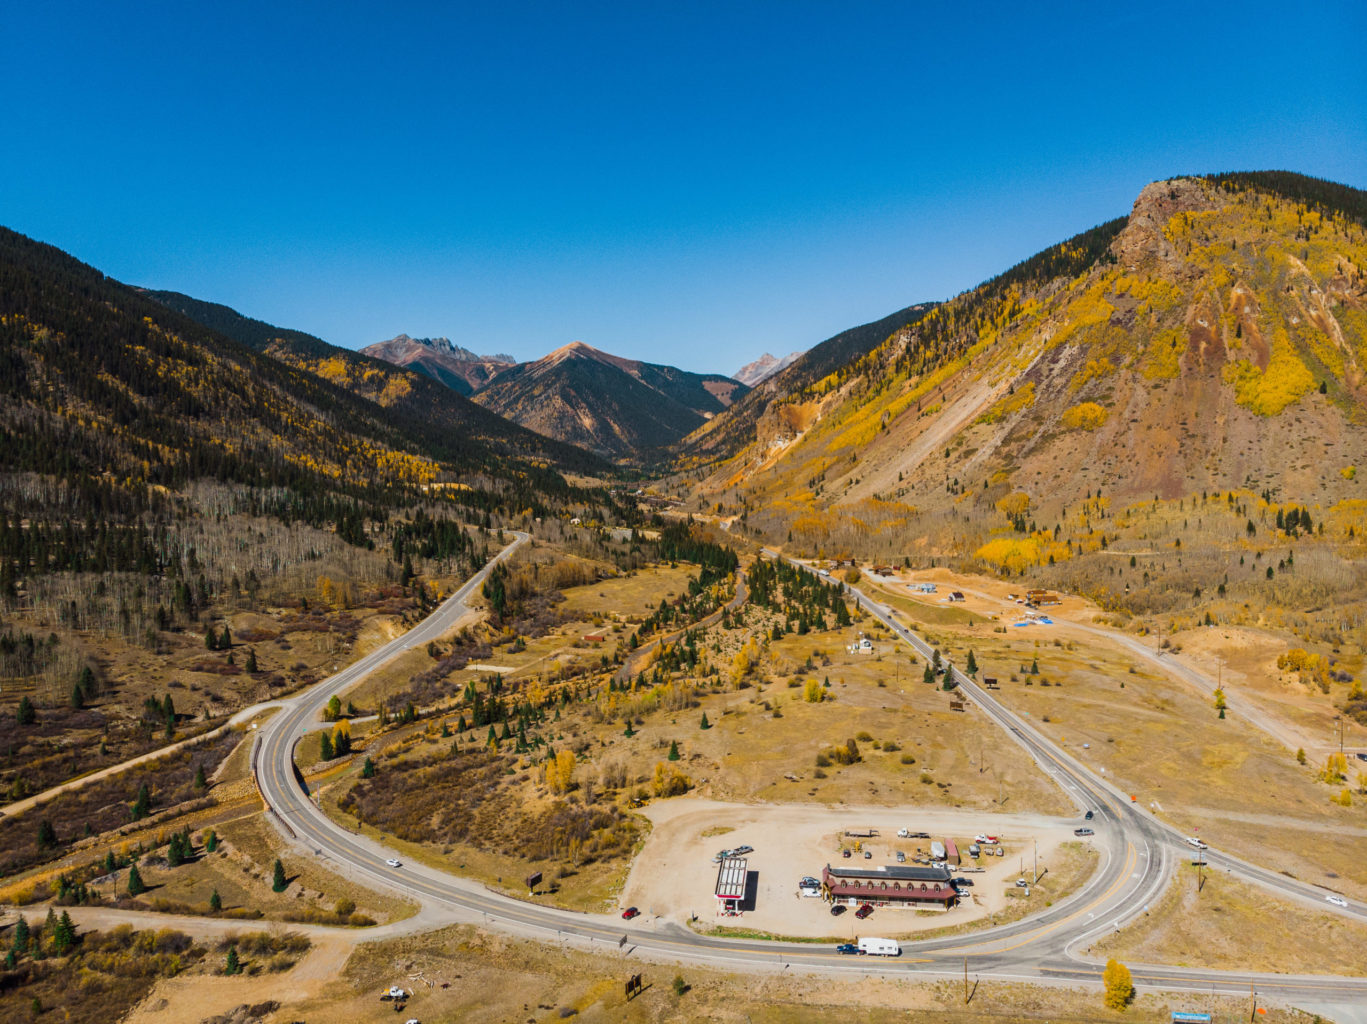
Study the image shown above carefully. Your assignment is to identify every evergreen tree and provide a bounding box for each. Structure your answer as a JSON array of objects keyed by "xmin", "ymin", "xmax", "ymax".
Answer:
[
  {"xmin": 319, "ymin": 730, "xmax": 334, "ymax": 760},
  {"xmin": 130, "ymin": 782, "xmax": 151, "ymax": 820},
  {"xmin": 12, "ymin": 917, "xmax": 29, "ymax": 954},
  {"xmin": 272, "ymin": 858, "xmax": 287, "ymax": 893},
  {"xmin": 52, "ymin": 911, "xmax": 76, "ymax": 955},
  {"xmin": 361, "ymin": 756, "xmax": 375, "ymax": 778},
  {"xmin": 923, "ymin": 663, "xmax": 935, "ymax": 684},
  {"xmin": 667, "ymin": 740, "xmax": 680, "ymax": 761},
  {"xmin": 219, "ymin": 624, "xmax": 231, "ymax": 648},
  {"xmin": 194, "ymin": 764, "xmax": 208, "ymax": 790},
  {"xmin": 209, "ymin": 888, "xmax": 222, "ymax": 913},
  {"xmin": 70, "ymin": 683, "xmax": 85, "ymax": 709},
  {"xmin": 103, "ymin": 850, "xmax": 116, "ymax": 873},
  {"xmin": 37, "ymin": 819, "xmax": 58, "ymax": 849},
  {"xmin": 225, "ymin": 945, "xmax": 241, "ymax": 974},
  {"xmin": 16, "ymin": 696, "xmax": 36, "ymax": 726},
  {"xmin": 966, "ymin": 650, "xmax": 978, "ymax": 676},
  {"xmin": 700, "ymin": 712, "xmax": 710, "ymax": 730},
  {"xmin": 127, "ymin": 863, "xmax": 146, "ymax": 896},
  {"xmin": 245, "ymin": 648, "xmax": 258, "ymax": 673}
]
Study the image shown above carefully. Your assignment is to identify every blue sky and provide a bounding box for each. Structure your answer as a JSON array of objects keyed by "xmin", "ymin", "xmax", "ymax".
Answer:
[{"xmin": 3, "ymin": 2, "xmax": 1364, "ymax": 374}]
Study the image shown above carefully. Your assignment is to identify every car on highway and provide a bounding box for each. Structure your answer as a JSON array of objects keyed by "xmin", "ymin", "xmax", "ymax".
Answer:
[
  {"xmin": 1184, "ymin": 837, "xmax": 1208, "ymax": 850},
  {"xmin": 854, "ymin": 903, "xmax": 874, "ymax": 919},
  {"xmin": 1084, "ymin": 810, "xmax": 1094, "ymax": 820},
  {"xmin": 1073, "ymin": 828, "xmax": 1095, "ymax": 837},
  {"xmin": 1326, "ymin": 895, "xmax": 1349, "ymax": 908},
  {"xmin": 1357, "ymin": 752, "xmax": 1367, "ymax": 763},
  {"xmin": 621, "ymin": 907, "xmax": 640, "ymax": 919},
  {"xmin": 385, "ymin": 858, "xmax": 402, "ymax": 868},
  {"xmin": 835, "ymin": 942, "xmax": 861, "ymax": 954}
]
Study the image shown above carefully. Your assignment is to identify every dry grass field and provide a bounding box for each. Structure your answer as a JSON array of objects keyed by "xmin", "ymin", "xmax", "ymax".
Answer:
[{"xmin": 1095, "ymin": 863, "xmax": 1367, "ymax": 975}]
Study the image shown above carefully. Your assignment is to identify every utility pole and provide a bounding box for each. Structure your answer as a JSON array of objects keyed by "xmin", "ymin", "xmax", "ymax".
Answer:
[
  {"xmin": 1336, "ymin": 715, "xmax": 1344, "ymax": 754},
  {"xmin": 1033, "ymin": 838, "xmax": 1038, "ymax": 884},
  {"xmin": 963, "ymin": 956, "xmax": 969, "ymax": 1003}
]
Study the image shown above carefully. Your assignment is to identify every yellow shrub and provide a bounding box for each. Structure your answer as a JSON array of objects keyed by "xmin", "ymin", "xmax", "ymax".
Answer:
[
  {"xmin": 975, "ymin": 537, "xmax": 1041, "ymax": 574},
  {"xmin": 1223, "ymin": 344, "xmax": 1315, "ymax": 415},
  {"xmin": 1060, "ymin": 402, "xmax": 1108, "ymax": 431}
]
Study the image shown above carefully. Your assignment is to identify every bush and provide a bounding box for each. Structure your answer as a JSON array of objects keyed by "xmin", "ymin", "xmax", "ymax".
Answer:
[{"xmin": 900, "ymin": 753, "xmax": 916, "ymax": 765}]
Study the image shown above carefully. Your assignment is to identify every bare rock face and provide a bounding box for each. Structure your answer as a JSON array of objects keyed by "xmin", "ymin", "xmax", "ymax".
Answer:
[
  {"xmin": 1112, "ymin": 177, "xmax": 1218, "ymax": 277},
  {"xmin": 199, "ymin": 1002, "xmax": 280, "ymax": 1024}
]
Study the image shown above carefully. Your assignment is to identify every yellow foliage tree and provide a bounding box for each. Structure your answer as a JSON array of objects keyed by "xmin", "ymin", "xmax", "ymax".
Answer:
[
  {"xmin": 546, "ymin": 750, "xmax": 576, "ymax": 794},
  {"xmin": 803, "ymin": 679, "xmax": 824, "ymax": 703},
  {"xmin": 1060, "ymin": 402, "xmax": 1108, "ymax": 431},
  {"xmin": 1102, "ymin": 958, "xmax": 1133, "ymax": 1010}
]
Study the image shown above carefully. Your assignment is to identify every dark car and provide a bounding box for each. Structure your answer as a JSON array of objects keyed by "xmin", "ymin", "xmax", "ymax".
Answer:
[
  {"xmin": 1084, "ymin": 810, "xmax": 1094, "ymax": 820},
  {"xmin": 621, "ymin": 907, "xmax": 640, "ymax": 920},
  {"xmin": 842, "ymin": 849, "xmax": 852, "ymax": 858},
  {"xmin": 951, "ymin": 877, "xmax": 974, "ymax": 888},
  {"xmin": 830, "ymin": 904, "xmax": 846, "ymax": 916},
  {"xmin": 854, "ymin": 903, "xmax": 874, "ymax": 920},
  {"xmin": 836, "ymin": 943, "xmax": 862, "ymax": 955}
]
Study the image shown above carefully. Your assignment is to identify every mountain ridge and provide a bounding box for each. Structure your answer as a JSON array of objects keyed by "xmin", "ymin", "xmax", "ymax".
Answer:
[
  {"xmin": 359, "ymin": 333, "xmax": 515, "ymax": 395},
  {"xmin": 734, "ymin": 351, "xmax": 803, "ymax": 386}
]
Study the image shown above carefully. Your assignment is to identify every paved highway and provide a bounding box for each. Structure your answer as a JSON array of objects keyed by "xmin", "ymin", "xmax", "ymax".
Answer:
[{"xmin": 252, "ymin": 536, "xmax": 1367, "ymax": 1012}]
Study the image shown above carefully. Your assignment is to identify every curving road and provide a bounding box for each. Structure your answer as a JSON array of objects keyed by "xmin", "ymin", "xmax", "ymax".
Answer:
[{"xmin": 252, "ymin": 535, "xmax": 1367, "ymax": 1011}]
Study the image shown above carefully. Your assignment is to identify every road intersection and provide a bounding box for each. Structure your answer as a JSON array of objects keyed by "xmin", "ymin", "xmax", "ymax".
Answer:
[{"xmin": 251, "ymin": 536, "xmax": 1367, "ymax": 1013}]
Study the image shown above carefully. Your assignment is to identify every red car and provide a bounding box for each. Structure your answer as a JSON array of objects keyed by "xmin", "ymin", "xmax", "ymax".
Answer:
[
  {"xmin": 621, "ymin": 907, "xmax": 640, "ymax": 920},
  {"xmin": 854, "ymin": 903, "xmax": 873, "ymax": 920}
]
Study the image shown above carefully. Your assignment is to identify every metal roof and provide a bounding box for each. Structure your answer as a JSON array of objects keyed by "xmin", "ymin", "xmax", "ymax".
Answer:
[
  {"xmin": 824, "ymin": 863, "xmax": 952, "ymax": 884},
  {"xmin": 714, "ymin": 856, "xmax": 747, "ymax": 898}
]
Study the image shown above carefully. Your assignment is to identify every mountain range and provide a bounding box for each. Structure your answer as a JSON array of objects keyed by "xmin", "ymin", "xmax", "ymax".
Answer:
[
  {"xmin": 468, "ymin": 341, "xmax": 747, "ymax": 459},
  {"xmin": 358, "ymin": 334, "xmax": 514, "ymax": 396},
  {"xmin": 733, "ymin": 351, "xmax": 803, "ymax": 386}
]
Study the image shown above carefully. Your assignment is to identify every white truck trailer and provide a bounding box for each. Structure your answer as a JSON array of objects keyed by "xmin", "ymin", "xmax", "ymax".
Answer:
[{"xmin": 858, "ymin": 937, "xmax": 901, "ymax": 957}]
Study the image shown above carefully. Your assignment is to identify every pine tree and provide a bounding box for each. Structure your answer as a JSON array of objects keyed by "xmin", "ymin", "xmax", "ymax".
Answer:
[
  {"xmin": 700, "ymin": 712, "xmax": 710, "ymax": 730},
  {"xmin": 131, "ymin": 782, "xmax": 151, "ymax": 820},
  {"xmin": 16, "ymin": 696, "xmax": 36, "ymax": 726},
  {"xmin": 245, "ymin": 648, "xmax": 258, "ymax": 673},
  {"xmin": 923, "ymin": 663, "xmax": 935, "ymax": 684},
  {"xmin": 127, "ymin": 863, "xmax": 146, "ymax": 896},
  {"xmin": 37, "ymin": 820, "xmax": 57, "ymax": 849},
  {"xmin": 204, "ymin": 828, "xmax": 218, "ymax": 853},
  {"xmin": 361, "ymin": 756, "xmax": 375, "ymax": 778},
  {"xmin": 319, "ymin": 731, "xmax": 334, "ymax": 760},
  {"xmin": 272, "ymin": 858, "xmax": 287, "ymax": 893},
  {"xmin": 194, "ymin": 765, "xmax": 208, "ymax": 790},
  {"xmin": 225, "ymin": 945, "xmax": 240, "ymax": 974},
  {"xmin": 103, "ymin": 850, "xmax": 116, "ymax": 873},
  {"xmin": 668, "ymin": 740, "xmax": 680, "ymax": 761},
  {"xmin": 209, "ymin": 888, "xmax": 222, "ymax": 913},
  {"xmin": 70, "ymin": 683, "xmax": 85, "ymax": 708},
  {"xmin": 12, "ymin": 917, "xmax": 29, "ymax": 954},
  {"xmin": 966, "ymin": 650, "xmax": 978, "ymax": 676},
  {"xmin": 52, "ymin": 911, "xmax": 75, "ymax": 955}
]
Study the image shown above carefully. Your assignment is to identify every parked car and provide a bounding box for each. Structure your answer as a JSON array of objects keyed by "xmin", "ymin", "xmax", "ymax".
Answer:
[
  {"xmin": 842, "ymin": 849, "xmax": 852, "ymax": 858},
  {"xmin": 854, "ymin": 903, "xmax": 874, "ymax": 919},
  {"xmin": 975, "ymin": 834, "xmax": 999, "ymax": 844},
  {"xmin": 952, "ymin": 877, "xmax": 974, "ymax": 888},
  {"xmin": 381, "ymin": 987, "xmax": 408, "ymax": 1001},
  {"xmin": 1015, "ymin": 878, "xmax": 1029, "ymax": 888},
  {"xmin": 835, "ymin": 942, "xmax": 861, "ymax": 954},
  {"xmin": 733, "ymin": 844, "xmax": 754, "ymax": 855},
  {"xmin": 621, "ymin": 907, "xmax": 640, "ymax": 919},
  {"xmin": 1326, "ymin": 895, "xmax": 1349, "ymax": 908},
  {"xmin": 385, "ymin": 858, "xmax": 402, "ymax": 868},
  {"xmin": 1356, "ymin": 753, "xmax": 1367, "ymax": 763},
  {"xmin": 830, "ymin": 904, "xmax": 846, "ymax": 916},
  {"xmin": 863, "ymin": 850, "xmax": 872, "ymax": 859},
  {"xmin": 1074, "ymin": 828, "xmax": 1095, "ymax": 837},
  {"xmin": 896, "ymin": 850, "xmax": 906, "ymax": 863},
  {"xmin": 801, "ymin": 876, "xmax": 820, "ymax": 887}
]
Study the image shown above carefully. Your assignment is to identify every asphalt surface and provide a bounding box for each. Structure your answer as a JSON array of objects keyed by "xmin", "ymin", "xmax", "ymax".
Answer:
[{"xmin": 252, "ymin": 537, "xmax": 1367, "ymax": 1010}]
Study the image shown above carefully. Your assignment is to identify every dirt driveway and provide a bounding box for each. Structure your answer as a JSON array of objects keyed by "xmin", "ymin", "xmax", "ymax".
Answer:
[{"xmin": 619, "ymin": 797, "xmax": 1081, "ymax": 939}]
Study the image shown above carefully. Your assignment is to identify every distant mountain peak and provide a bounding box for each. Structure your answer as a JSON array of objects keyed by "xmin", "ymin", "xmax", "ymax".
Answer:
[
  {"xmin": 734, "ymin": 350, "xmax": 803, "ymax": 386},
  {"xmin": 374, "ymin": 334, "xmax": 513, "ymax": 364},
  {"xmin": 360, "ymin": 334, "xmax": 514, "ymax": 395}
]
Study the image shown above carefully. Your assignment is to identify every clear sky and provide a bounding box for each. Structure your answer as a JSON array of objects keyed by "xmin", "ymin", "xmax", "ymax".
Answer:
[{"xmin": 3, "ymin": 1, "xmax": 1364, "ymax": 374}]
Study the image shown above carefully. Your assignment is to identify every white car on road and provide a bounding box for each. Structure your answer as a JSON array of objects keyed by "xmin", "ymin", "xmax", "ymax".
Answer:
[
  {"xmin": 1183, "ymin": 837, "xmax": 1207, "ymax": 850},
  {"xmin": 386, "ymin": 858, "xmax": 403, "ymax": 868},
  {"xmin": 1325, "ymin": 895, "xmax": 1348, "ymax": 908}
]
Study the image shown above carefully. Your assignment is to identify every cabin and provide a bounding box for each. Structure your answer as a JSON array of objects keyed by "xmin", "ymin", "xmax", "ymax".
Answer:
[{"xmin": 948, "ymin": 591, "xmax": 966, "ymax": 602}]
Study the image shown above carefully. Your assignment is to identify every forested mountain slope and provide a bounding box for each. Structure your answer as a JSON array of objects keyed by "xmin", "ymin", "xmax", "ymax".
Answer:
[
  {"xmin": 688, "ymin": 174, "xmax": 1367, "ymax": 565},
  {"xmin": 144, "ymin": 289, "xmax": 603, "ymax": 475}
]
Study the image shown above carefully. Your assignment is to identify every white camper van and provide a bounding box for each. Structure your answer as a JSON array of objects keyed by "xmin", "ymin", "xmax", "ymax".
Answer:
[{"xmin": 857, "ymin": 937, "xmax": 901, "ymax": 957}]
